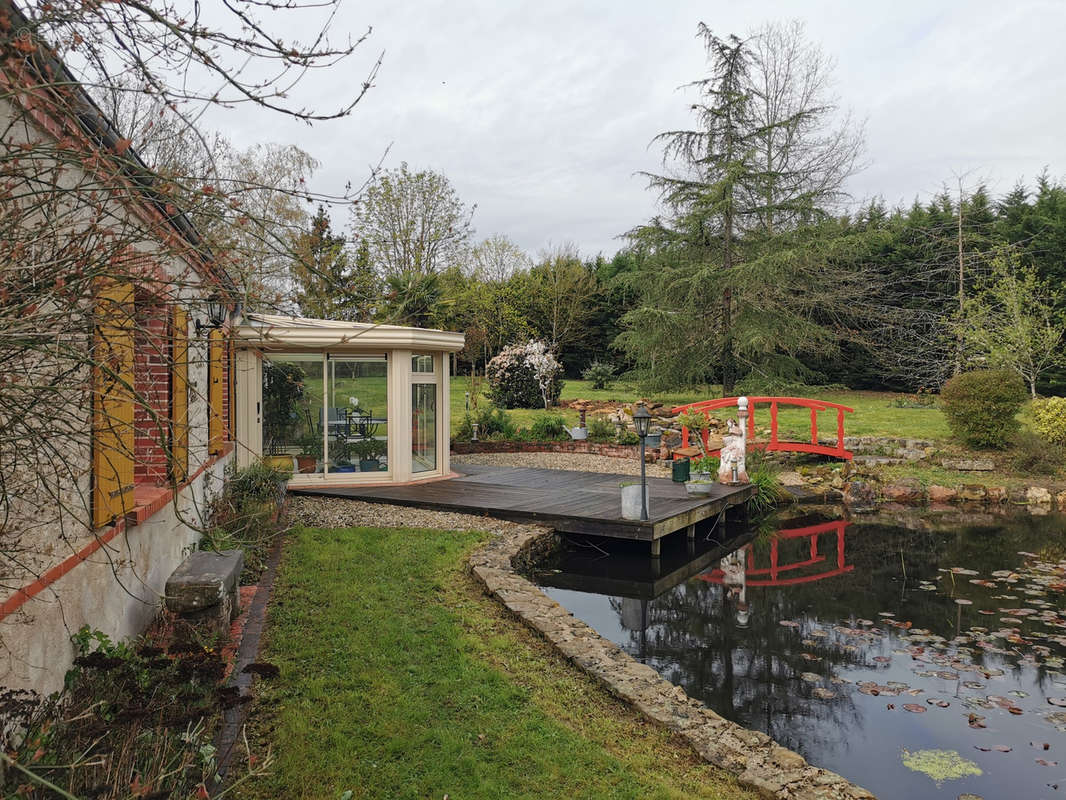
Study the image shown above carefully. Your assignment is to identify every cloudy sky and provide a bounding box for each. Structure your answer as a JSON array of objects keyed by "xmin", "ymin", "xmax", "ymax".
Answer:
[{"xmin": 207, "ymin": 0, "xmax": 1066, "ymax": 258}]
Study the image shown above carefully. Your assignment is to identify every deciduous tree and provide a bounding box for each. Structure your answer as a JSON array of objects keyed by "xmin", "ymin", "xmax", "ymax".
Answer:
[{"xmin": 352, "ymin": 163, "xmax": 475, "ymax": 278}]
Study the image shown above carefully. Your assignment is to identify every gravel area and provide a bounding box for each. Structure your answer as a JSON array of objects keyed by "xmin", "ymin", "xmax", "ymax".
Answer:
[
  {"xmin": 287, "ymin": 495, "xmax": 547, "ymax": 537},
  {"xmin": 452, "ymin": 451, "xmax": 670, "ymax": 478}
]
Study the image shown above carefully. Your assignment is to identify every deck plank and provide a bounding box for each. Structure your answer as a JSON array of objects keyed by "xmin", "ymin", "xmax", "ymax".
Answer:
[{"xmin": 292, "ymin": 465, "xmax": 753, "ymax": 543}]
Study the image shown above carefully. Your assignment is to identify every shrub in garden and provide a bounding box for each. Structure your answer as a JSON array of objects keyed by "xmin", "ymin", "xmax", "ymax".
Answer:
[
  {"xmin": 455, "ymin": 406, "xmax": 517, "ymax": 440},
  {"xmin": 940, "ymin": 369, "xmax": 1027, "ymax": 449},
  {"xmin": 581, "ymin": 361, "xmax": 615, "ymax": 390},
  {"xmin": 486, "ymin": 340, "xmax": 564, "ymax": 409},
  {"xmin": 1031, "ymin": 396, "xmax": 1066, "ymax": 445},
  {"xmin": 204, "ymin": 460, "xmax": 290, "ymax": 578},
  {"xmin": 529, "ymin": 413, "xmax": 569, "ymax": 441},
  {"xmin": 586, "ymin": 415, "xmax": 616, "ymax": 443},
  {"xmin": 1009, "ymin": 430, "xmax": 1065, "ymax": 475}
]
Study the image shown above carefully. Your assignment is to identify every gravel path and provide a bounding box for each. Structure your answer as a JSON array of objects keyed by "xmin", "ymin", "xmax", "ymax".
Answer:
[
  {"xmin": 287, "ymin": 495, "xmax": 547, "ymax": 537},
  {"xmin": 452, "ymin": 451, "xmax": 670, "ymax": 478}
]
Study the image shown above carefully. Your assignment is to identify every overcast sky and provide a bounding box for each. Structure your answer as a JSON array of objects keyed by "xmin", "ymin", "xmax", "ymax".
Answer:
[{"xmin": 206, "ymin": 0, "xmax": 1066, "ymax": 258}]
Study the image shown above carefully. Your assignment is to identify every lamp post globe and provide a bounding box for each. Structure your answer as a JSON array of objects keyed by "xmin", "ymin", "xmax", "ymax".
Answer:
[
  {"xmin": 206, "ymin": 295, "xmax": 227, "ymax": 328},
  {"xmin": 633, "ymin": 403, "xmax": 652, "ymax": 438}
]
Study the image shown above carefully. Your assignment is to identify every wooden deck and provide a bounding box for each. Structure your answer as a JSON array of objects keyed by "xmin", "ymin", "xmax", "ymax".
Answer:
[{"xmin": 291, "ymin": 464, "xmax": 754, "ymax": 552}]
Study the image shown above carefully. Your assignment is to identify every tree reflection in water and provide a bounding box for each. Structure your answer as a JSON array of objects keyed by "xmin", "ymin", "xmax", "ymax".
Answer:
[
  {"xmin": 610, "ymin": 518, "xmax": 866, "ymax": 755},
  {"xmin": 540, "ymin": 508, "xmax": 1066, "ymax": 800}
]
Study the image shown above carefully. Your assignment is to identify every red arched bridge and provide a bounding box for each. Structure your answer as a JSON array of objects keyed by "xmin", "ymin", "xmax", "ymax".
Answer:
[
  {"xmin": 672, "ymin": 396, "xmax": 854, "ymax": 460},
  {"xmin": 699, "ymin": 519, "xmax": 854, "ymax": 588}
]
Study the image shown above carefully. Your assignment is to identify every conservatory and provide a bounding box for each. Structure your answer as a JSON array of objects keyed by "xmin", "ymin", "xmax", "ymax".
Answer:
[{"xmin": 233, "ymin": 313, "xmax": 464, "ymax": 485}]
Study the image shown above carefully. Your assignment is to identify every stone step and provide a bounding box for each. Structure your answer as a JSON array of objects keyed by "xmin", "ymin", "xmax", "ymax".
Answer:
[{"xmin": 166, "ymin": 549, "xmax": 244, "ymax": 637}]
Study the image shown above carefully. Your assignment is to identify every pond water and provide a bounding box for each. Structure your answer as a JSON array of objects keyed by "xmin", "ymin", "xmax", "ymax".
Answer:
[{"xmin": 533, "ymin": 508, "xmax": 1066, "ymax": 800}]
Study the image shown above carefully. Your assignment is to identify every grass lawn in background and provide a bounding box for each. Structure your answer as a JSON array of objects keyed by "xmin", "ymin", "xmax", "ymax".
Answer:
[
  {"xmin": 450, "ymin": 377, "xmax": 956, "ymax": 442},
  {"xmin": 238, "ymin": 526, "xmax": 755, "ymax": 800}
]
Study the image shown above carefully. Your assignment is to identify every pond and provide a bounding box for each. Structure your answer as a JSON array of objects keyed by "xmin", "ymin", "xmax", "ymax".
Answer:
[{"xmin": 533, "ymin": 507, "xmax": 1066, "ymax": 800}]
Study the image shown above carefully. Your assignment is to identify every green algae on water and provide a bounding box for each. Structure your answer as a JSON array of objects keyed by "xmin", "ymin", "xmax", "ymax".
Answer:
[{"xmin": 901, "ymin": 748, "xmax": 982, "ymax": 785}]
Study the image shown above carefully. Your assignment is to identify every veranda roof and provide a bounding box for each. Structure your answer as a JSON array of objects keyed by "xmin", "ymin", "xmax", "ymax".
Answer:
[{"xmin": 236, "ymin": 312, "xmax": 465, "ymax": 352}]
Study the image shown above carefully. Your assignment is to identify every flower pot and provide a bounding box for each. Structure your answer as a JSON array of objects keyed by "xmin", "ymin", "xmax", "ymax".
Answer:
[
  {"xmin": 333, "ymin": 464, "xmax": 356, "ymax": 473},
  {"xmin": 296, "ymin": 455, "xmax": 317, "ymax": 473},
  {"xmin": 620, "ymin": 484, "xmax": 651, "ymax": 520},
  {"xmin": 358, "ymin": 458, "xmax": 380, "ymax": 472},
  {"xmin": 685, "ymin": 481, "xmax": 713, "ymax": 497},
  {"xmin": 645, "ymin": 433, "xmax": 662, "ymax": 448},
  {"xmin": 690, "ymin": 471, "xmax": 711, "ymax": 482},
  {"xmin": 264, "ymin": 454, "xmax": 294, "ymax": 472}
]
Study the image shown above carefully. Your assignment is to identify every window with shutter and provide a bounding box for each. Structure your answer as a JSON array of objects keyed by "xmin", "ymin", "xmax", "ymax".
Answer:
[
  {"xmin": 92, "ymin": 280, "xmax": 136, "ymax": 528},
  {"xmin": 171, "ymin": 306, "xmax": 189, "ymax": 481}
]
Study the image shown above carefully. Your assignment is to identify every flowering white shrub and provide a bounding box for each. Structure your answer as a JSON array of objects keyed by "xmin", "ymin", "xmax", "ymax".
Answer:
[{"xmin": 486, "ymin": 340, "xmax": 564, "ymax": 409}]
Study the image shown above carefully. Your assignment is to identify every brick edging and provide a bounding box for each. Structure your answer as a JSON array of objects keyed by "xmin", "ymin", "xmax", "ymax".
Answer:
[
  {"xmin": 469, "ymin": 529, "xmax": 876, "ymax": 800},
  {"xmin": 451, "ymin": 440, "xmax": 653, "ymax": 460}
]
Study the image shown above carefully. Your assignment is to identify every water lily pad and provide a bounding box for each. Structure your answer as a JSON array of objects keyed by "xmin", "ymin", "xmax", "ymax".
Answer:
[
  {"xmin": 903, "ymin": 703, "xmax": 926, "ymax": 713},
  {"xmin": 901, "ymin": 749, "xmax": 982, "ymax": 785},
  {"xmin": 800, "ymin": 672, "xmax": 821, "ymax": 683},
  {"xmin": 812, "ymin": 687, "xmax": 836, "ymax": 700}
]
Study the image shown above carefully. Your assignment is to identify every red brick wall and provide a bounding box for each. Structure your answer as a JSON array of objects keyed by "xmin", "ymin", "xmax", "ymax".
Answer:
[{"xmin": 133, "ymin": 299, "xmax": 170, "ymax": 485}]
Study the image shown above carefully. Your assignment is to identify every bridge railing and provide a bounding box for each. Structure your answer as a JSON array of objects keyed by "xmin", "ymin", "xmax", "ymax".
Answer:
[{"xmin": 671, "ymin": 396, "xmax": 854, "ymax": 460}]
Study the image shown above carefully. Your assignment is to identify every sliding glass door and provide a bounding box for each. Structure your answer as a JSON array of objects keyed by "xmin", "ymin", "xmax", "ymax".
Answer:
[{"xmin": 411, "ymin": 354, "xmax": 437, "ymax": 474}]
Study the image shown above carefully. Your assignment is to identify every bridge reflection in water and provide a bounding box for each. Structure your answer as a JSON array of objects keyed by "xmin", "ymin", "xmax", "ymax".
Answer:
[
  {"xmin": 699, "ymin": 519, "xmax": 853, "ymax": 588},
  {"xmin": 535, "ymin": 517, "xmax": 855, "ymax": 662}
]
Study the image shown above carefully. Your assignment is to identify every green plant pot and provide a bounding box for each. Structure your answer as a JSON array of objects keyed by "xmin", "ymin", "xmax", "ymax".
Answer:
[{"xmin": 359, "ymin": 458, "xmax": 380, "ymax": 472}]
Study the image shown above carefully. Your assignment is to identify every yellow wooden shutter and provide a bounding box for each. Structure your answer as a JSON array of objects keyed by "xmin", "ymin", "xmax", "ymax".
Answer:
[
  {"xmin": 171, "ymin": 306, "xmax": 189, "ymax": 482},
  {"xmin": 208, "ymin": 328, "xmax": 223, "ymax": 455},
  {"xmin": 92, "ymin": 281, "xmax": 135, "ymax": 528},
  {"xmin": 227, "ymin": 339, "xmax": 236, "ymax": 442}
]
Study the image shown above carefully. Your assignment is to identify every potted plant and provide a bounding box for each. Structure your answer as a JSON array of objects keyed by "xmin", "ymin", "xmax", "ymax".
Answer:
[
  {"xmin": 331, "ymin": 437, "xmax": 357, "ymax": 473},
  {"xmin": 352, "ymin": 438, "xmax": 387, "ymax": 472},
  {"xmin": 691, "ymin": 455, "xmax": 720, "ymax": 481},
  {"xmin": 262, "ymin": 361, "xmax": 305, "ymax": 471},
  {"xmin": 295, "ymin": 432, "xmax": 323, "ymax": 473}
]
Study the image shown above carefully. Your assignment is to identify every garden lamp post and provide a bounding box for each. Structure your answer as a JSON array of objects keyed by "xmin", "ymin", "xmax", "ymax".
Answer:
[{"xmin": 633, "ymin": 403, "xmax": 652, "ymax": 522}]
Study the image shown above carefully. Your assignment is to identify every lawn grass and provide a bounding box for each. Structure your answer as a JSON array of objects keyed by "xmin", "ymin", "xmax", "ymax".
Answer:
[
  {"xmin": 450, "ymin": 377, "xmax": 956, "ymax": 441},
  {"xmin": 237, "ymin": 526, "xmax": 755, "ymax": 800}
]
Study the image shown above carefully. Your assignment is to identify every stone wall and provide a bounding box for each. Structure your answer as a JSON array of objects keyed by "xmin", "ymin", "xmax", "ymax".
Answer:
[{"xmin": 469, "ymin": 528, "xmax": 876, "ymax": 800}]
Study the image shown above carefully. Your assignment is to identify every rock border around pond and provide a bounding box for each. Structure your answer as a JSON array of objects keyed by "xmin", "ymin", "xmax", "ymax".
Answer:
[{"xmin": 469, "ymin": 527, "xmax": 877, "ymax": 800}]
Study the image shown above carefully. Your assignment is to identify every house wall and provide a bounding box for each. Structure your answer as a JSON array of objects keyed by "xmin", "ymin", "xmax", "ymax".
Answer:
[
  {"xmin": 0, "ymin": 456, "xmax": 229, "ymax": 695},
  {"xmin": 0, "ymin": 83, "xmax": 234, "ymax": 694}
]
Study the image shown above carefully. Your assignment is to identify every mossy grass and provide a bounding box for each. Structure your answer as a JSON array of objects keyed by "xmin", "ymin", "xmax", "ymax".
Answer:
[{"xmin": 236, "ymin": 526, "xmax": 755, "ymax": 800}]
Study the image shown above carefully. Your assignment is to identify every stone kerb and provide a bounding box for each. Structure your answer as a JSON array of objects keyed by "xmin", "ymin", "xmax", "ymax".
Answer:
[{"xmin": 469, "ymin": 529, "xmax": 876, "ymax": 800}]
